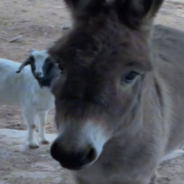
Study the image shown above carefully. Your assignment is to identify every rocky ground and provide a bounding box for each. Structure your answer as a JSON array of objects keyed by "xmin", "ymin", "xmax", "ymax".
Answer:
[{"xmin": 0, "ymin": 0, "xmax": 184, "ymax": 183}]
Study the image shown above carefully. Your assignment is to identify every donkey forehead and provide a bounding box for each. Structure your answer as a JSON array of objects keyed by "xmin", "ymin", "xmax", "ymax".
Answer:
[{"xmin": 52, "ymin": 30, "xmax": 148, "ymax": 71}]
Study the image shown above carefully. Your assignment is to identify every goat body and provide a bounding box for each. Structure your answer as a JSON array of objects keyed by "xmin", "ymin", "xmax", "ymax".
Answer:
[{"xmin": 0, "ymin": 58, "xmax": 55, "ymax": 148}]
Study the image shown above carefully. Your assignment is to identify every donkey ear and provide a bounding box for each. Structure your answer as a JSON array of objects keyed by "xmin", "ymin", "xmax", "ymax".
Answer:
[
  {"xmin": 115, "ymin": 0, "xmax": 164, "ymax": 28},
  {"xmin": 64, "ymin": 0, "xmax": 90, "ymax": 10},
  {"xmin": 64, "ymin": 0, "xmax": 79, "ymax": 8},
  {"xmin": 64, "ymin": 0, "xmax": 106, "ymax": 12}
]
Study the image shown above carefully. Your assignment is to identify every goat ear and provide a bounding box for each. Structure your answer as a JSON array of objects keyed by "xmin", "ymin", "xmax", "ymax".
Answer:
[
  {"xmin": 115, "ymin": 0, "xmax": 164, "ymax": 28},
  {"xmin": 16, "ymin": 56, "xmax": 33, "ymax": 73}
]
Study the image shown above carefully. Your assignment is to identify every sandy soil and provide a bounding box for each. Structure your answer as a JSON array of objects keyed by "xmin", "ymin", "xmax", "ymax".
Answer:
[{"xmin": 0, "ymin": 0, "xmax": 184, "ymax": 183}]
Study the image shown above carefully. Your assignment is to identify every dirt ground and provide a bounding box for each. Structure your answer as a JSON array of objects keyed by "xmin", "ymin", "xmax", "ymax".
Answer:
[{"xmin": 0, "ymin": 0, "xmax": 184, "ymax": 183}]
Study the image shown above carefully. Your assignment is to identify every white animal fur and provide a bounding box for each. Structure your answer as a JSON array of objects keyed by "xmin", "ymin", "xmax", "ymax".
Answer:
[{"xmin": 0, "ymin": 52, "xmax": 55, "ymax": 148}]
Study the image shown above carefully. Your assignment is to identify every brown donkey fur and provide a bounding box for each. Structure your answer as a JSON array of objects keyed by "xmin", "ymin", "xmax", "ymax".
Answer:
[{"xmin": 49, "ymin": 0, "xmax": 184, "ymax": 183}]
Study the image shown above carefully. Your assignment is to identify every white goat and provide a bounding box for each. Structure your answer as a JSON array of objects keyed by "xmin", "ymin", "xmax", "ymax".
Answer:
[{"xmin": 0, "ymin": 49, "xmax": 59, "ymax": 148}]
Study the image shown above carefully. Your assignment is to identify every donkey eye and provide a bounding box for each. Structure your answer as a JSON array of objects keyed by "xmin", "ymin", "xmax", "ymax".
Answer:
[{"xmin": 123, "ymin": 71, "xmax": 140, "ymax": 83}]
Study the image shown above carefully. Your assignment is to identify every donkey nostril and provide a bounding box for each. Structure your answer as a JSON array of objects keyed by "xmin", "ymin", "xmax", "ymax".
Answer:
[
  {"xmin": 50, "ymin": 141, "xmax": 97, "ymax": 170},
  {"xmin": 85, "ymin": 147, "xmax": 97, "ymax": 163}
]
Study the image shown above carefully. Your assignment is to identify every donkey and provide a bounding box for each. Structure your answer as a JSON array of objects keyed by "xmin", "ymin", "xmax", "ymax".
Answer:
[{"xmin": 49, "ymin": 0, "xmax": 184, "ymax": 183}]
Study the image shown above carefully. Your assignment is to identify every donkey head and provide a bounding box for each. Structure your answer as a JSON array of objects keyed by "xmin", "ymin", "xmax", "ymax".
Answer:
[{"xmin": 49, "ymin": 0, "xmax": 164, "ymax": 170}]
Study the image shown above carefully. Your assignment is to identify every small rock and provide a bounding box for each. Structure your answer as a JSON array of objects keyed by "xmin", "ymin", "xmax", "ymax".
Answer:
[{"xmin": 8, "ymin": 35, "xmax": 23, "ymax": 43}]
